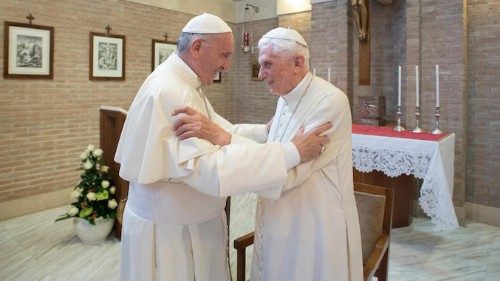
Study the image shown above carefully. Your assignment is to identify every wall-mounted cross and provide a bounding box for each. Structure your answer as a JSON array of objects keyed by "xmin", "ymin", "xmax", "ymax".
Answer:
[
  {"xmin": 352, "ymin": 0, "xmax": 393, "ymax": 86},
  {"xmin": 163, "ymin": 33, "xmax": 169, "ymax": 42},
  {"xmin": 105, "ymin": 25, "xmax": 112, "ymax": 35},
  {"xmin": 26, "ymin": 13, "xmax": 35, "ymax": 25},
  {"xmin": 352, "ymin": 0, "xmax": 371, "ymax": 85}
]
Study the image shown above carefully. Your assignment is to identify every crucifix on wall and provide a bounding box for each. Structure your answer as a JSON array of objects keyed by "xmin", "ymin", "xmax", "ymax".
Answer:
[
  {"xmin": 352, "ymin": 0, "xmax": 393, "ymax": 85},
  {"xmin": 352, "ymin": 0, "xmax": 371, "ymax": 85}
]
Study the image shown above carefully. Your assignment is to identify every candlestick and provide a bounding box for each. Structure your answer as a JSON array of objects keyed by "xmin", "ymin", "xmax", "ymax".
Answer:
[
  {"xmin": 398, "ymin": 66, "xmax": 402, "ymax": 106},
  {"xmin": 393, "ymin": 105, "xmax": 405, "ymax": 131},
  {"xmin": 415, "ymin": 65, "xmax": 419, "ymax": 107},
  {"xmin": 431, "ymin": 106, "xmax": 443, "ymax": 134},
  {"xmin": 328, "ymin": 68, "xmax": 331, "ymax": 83},
  {"xmin": 412, "ymin": 105, "xmax": 422, "ymax": 133},
  {"xmin": 436, "ymin": 65, "xmax": 440, "ymax": 107},
  {"xmin": 313, "ymin": 68, "xmax": 316, "ymax": 76}
]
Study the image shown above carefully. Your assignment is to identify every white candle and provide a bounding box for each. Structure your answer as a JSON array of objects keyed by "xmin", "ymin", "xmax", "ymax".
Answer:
[
  {"xmin": 313, "ymin": 68, "xmax": 316, "ymax": 76},
  {"xmin": 327, "ymin": 68, "xmax": 331, "ymax": 83},
  {"xmin": 415, "ymin": 65, "xmax": 419, "ymax": 107},
  {"xmin": 435, "ymin": 65, "xmax": 440, "ymax": 107},
  {"xmin": 398, "ymin": 66, "xmax": 402, "ymax": 106}
]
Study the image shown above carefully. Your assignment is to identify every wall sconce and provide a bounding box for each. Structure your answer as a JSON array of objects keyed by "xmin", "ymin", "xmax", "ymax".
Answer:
[{"xmin": 242, "ymin": 4, "xmax": 259, "ymax": 53}]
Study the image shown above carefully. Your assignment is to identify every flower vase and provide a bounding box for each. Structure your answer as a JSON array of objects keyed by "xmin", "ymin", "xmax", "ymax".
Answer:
[{"xmin": 73, "ymin": 217, "xmax": 114, "ymax": 244}]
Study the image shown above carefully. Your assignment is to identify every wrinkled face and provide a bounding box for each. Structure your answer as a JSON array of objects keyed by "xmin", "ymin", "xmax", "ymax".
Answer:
[
  {"xmin": 258, "ymin": 46, "xmax": 296, "ymax": 96},
  {"xmin": 198, "ymin": 33, "xmax": 234, "ymax": 86}
]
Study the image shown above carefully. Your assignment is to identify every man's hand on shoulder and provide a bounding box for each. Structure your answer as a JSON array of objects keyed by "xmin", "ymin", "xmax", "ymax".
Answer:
[
  {"xmin": 172, "ymin": 106, "xmax": 231, "ymax": 146},
  {"xmin": 292, "ymin": 122, "xmax": 332, "ymax": 163}
]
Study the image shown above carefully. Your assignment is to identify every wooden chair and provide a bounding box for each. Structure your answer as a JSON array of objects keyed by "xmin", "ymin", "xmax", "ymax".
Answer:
[
  {"xmin": 233, "ymin": 182, "xmax": 393, "ymax": 281},
  {"xmin": 99, "ymin": 105, "xmax": 231, "ymax": 240},
  {"xmin": 354, "ymin": 182, "xmax": 393, "ymax": 281},
  {"xmin": 100, "ymin": 106, "xmax": 129, "ymax": 239}
]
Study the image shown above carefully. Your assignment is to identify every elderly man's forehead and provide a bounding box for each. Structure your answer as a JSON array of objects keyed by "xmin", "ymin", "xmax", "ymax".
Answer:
[{"xmin": 259, "ymin": 46, "xmax": 293, "ymax": 60}]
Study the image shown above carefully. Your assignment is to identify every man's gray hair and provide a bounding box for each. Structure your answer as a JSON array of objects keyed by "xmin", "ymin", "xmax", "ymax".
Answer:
[
  {"xmin": 258, "ymin": 37, "xmax": 310, "ymax": 69},
  {"xmin": 178, "ymin": 32, "xmax": 215, "ymax": 54}
]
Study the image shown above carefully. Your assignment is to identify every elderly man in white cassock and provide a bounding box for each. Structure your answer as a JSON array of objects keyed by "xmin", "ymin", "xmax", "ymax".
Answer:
[
  {"xmin": 115, "ymin": 14, "xmax": 331, "ymax": 281},
  {"xmin": 174, "ymin": 27, "xmax": 364, "ymax": 281}
]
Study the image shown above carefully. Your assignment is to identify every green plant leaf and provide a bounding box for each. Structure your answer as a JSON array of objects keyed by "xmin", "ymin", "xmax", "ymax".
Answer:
[
  {"xmin": 95, "ymin": 190, "xmax": 109, "ymax": 201},
  {"xmin": 79, "ymin": 207, "xmax": 93, "ymax": 218},
  {"xmin": 55, "ymin": 214, "xmax": 71, "ymax": 222}
]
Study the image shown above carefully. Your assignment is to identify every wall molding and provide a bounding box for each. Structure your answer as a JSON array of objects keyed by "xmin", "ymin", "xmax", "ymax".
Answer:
[
  {"xmin": 0, "ymin": 188, "xmax": 72, "ymax": 221},
  {"xmin": 465, "ymin": 202, "xmax": 500, "ymax": 227}
]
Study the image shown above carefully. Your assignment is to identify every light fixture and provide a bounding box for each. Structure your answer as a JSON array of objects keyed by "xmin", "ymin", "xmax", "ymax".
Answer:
[{"xmin": 242, "ymin": 4, "xmax": 259, "ymax": 53}]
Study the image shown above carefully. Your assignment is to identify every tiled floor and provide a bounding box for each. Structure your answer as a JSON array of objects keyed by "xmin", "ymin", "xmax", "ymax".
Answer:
[{"xmin": 1, "ymin": 205, "xmax": 499, "ymax": 281}]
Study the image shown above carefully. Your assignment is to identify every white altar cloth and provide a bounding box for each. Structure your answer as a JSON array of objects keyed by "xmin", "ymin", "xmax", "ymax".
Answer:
[{"xmin": 352, "ymin": 132, "xmax": 459, "ymax": 231}]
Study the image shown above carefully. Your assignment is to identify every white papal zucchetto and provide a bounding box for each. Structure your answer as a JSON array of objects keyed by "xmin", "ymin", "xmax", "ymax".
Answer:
[
  {"xmin": 261, "ymin": 27, "xmax": 309, "ymax": 48},
  {"xmin": 182, "ymin": 13, "xmax": 232, "ymax": 34}
]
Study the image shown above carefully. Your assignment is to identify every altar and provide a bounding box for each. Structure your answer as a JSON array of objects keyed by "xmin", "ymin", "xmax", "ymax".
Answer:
[{"xmin": 351, "ymin": 124, "xmax": 459, "ymax": 231}]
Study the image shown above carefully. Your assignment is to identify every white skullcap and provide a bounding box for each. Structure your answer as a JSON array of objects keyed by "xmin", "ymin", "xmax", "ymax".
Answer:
[
  {"xmin": 182, "ymin": 13, "xmax": 232, "ymax": 34},
  {"xmin": 261, "ymin": 27, "xmax": 308, "ymax": 48}
]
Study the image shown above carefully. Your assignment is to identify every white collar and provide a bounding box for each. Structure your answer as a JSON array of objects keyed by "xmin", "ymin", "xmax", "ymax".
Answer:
[
  {"xmin": 168, "ymin": 53, "xmax": 203, "ymax": 90},
  {"xmin": 281, "ymin": 72, "xmax": 313, "ymax": 107}
]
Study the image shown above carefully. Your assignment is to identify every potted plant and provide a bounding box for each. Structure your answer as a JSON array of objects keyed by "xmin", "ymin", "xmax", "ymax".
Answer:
[{"xmin": 56, "ymin": 145, "xmax": 118, "ymax": 244}]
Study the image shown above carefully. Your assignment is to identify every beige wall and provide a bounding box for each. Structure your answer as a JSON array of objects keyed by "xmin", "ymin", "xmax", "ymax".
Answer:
[
  {"xmin": 1, "ymin": 0, "xmax": 499, "ymax": 224},
  {"xmin": 0, "ymin": 0, "xmax": 235, "ymax": 218},
  {"xmin": 466, "ymin": 0, "xmax": 500, "ymax": 208},
  {"xmin": 227, "ymin": 0, "xmax": 500, "ymax": 225},
  {"xmin": 126, "ymin": 0, "xmax": 236, "ymax": 22}
]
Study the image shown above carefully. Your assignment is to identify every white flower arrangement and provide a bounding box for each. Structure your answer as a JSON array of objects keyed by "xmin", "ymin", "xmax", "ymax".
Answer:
[{"xmin": 56, "ymin": 145, "xmax": 117, "ymax": 225}]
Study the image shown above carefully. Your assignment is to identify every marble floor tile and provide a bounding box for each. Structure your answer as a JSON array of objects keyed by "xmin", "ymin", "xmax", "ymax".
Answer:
[{"xmin": 1, "ymin": 206, "xmax": 499, "ymax": 281}]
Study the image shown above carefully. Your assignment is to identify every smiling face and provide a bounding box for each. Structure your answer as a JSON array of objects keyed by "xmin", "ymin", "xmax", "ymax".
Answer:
[
  {"xmin": 258, "ymin": 46, "xmax": 304, "ymax": 96},
  {"xmin": 196, "ymin": 33, "xmax": 234, "ymax": 86}
]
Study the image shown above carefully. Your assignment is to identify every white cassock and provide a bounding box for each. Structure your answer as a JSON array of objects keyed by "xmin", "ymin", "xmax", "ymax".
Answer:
[
  {"xmin": 115, "ymin": 53, "xmax": 299, "ymax": 281},
  {"xmin": 235, "ymin": 73, "xmax": 363, "ymax": 281}
]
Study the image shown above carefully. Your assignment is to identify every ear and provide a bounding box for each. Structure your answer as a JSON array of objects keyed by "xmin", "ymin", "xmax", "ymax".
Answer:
[
  {"xmin": 190, "ymin": 38, "xmax": 203, "ymax": 59},
  {"xmin": 293, "ymin": 55, "xmax": 305, "ymax": 72}
]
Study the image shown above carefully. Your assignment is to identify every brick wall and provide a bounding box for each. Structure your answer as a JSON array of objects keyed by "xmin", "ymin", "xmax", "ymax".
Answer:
[
  {"xmin": 0, "ymin": 0, "xmax": 233, "ymax": 203},
  {"xmin": 310, "ymin": 0, "xmax": 470, "ymax": 210},
  {"xmin": 409, "ymin": 0, "xmax": 468, "ymax": 207},
  {"xmin": 230, "ymin": 18, "xmax": 279, "ymax": 124},
  {"xmin": 311, "ymin": 1, "xmax": 351, "ymax": 100},
  {"xmin": 1, "ymin": 0, "xmax": 498, "ymax": 216},
  {"xmin": 467, "ymin": 0, "xmax": 500, "ymax": 208}
]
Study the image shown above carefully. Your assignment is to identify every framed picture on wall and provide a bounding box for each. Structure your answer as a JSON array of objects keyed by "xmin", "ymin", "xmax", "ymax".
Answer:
[
  {"xmin": 213, "ymin": 71, "xmax": 221, "ymax": 83},
  {"xmin": 89, "ymin": 32, "xmax": 125, "ymax": 80},
  {"xmin": 251, "ymin": 62, "xmax": 261, "ymax": 81},
  {"xmin": 151, "ymin": 39, "xmax": 177, "ymax": 71},
  {"xmin": 3, "ymin": 21, "xmax": 54, "ymax": 79}
]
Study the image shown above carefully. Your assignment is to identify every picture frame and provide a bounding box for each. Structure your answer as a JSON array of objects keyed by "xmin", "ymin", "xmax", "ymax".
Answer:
[
  {"xmin": 213, "ymin": 71, "xmax": 221, "ymax": 83},
  {"xmin": 89, "ymin": 32, "xmax": 125, "ymax": 80},
  {"xmin": 251, "ymin": 62, "xmax": 261, "ymax": 81},
  {"xmin": 151, "ymin": 39, "xmax": 177, "ymax": 71},
  {"xmin": 3, "ymin": 21, "xmax": 54, "ymax": 79}
]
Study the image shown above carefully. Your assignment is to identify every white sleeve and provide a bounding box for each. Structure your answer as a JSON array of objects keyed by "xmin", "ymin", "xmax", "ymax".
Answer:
[
  {"xmin": 282, "ymin": 93, "xmax": 351, "ymax": 191},
  {"xmin": 180, "ymin": 141, "xmax": 288, "ymax": 199},
  {"xmin": 230, "ymin": 124, "xmax": 268, "ymax": 143}
]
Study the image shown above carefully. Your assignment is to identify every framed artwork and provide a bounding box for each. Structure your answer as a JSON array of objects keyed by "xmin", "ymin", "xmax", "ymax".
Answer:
[
  {"xmin": 3, "ymin": 21, "xmax": 54, "ymax": 79},
  {"xmin": 213, "ymin": 71, "xmax": 221, "ymax": 83},
  {"xmin": 251, "ymin": 62, "xmax": 261, "ymax": 81},
  {"xmin": 151, "ymin": 39, "xmax": 177, "ymax": 71},
  {"xmin": 89, "ymin": 32, "xmax": 125, "ymax": 80}
]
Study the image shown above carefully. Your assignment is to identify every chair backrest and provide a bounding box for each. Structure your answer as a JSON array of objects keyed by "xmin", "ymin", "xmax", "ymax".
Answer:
[
  {"xmin": 100, "ymin": 106, "xmax": 129, "ymax": 239},
  {"xmin": 354, "ymin": 182, "xmax": 393, "ymax": 281}
]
